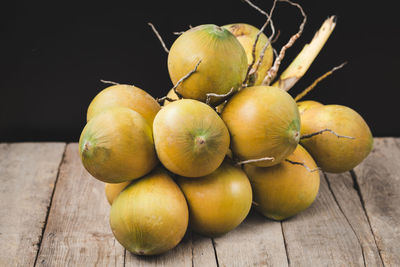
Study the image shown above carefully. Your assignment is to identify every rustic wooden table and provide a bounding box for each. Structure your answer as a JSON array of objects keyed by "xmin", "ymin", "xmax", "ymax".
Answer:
[{"xmin": 0, "ymin": 138, "xmax": 399, "ymax": 267}]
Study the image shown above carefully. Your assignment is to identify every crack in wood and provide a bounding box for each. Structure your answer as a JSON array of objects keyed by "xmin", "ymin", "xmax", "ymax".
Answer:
[
  {"xmin": 211, "ymin": 238, "xmax": 220, "ymax": 267},
  {"xmin": 350, "ymin": 170, "xmax": 386, "ymax": 267},
  {"xmin": 280, "ymin": 222, "xmax": 290, "ymax": 266},
  {"xmin": 324, "ymin": 171, "xmax": 367, "ymax": 267},
  {"xmin": 33, "ymin": 143, "xmax": 67, "ymax": 267}
]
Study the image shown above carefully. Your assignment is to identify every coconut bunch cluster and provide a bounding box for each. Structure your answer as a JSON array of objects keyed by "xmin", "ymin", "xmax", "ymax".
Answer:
[{"xmin": 79, "ymin": 0, "xmax": 373, "ymax": 256}]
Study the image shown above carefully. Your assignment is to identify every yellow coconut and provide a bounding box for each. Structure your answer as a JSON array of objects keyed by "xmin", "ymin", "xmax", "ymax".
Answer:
[
  {"xmin": 110, "ymin": 168, "xmax": 188, "ymax": 255},
  {"xmin": 224, "ymin": 23, "xmax": 274, "ymax": 86},
  {"xmin": 221, "ymin": 86, "xmax": 300, "ymax": 167},
  {"xmin": 297, "ymin": 100, "xmax": 323, "ymax": 115},
  {"xmin": 176, "ymin": 159, "xmax": 252, "ymax": 237},
  {"xmin": 105, "ymin": 181, "xmax": 131, "ymax": 205},
  {"xmin": 245, "ymin": 145, "xmax": 320, "ymax": 221},
  {"xmin": 153, "ymin": 99, "xmax": 230, "ymax": 177},
  {"xmin": 87, "ymin": 84, "xmax": 160, "ymax": 126},
  {"xmin": 79, "ymin": 107, "xmax": 157, "ymax": 183},
  {"xmin": 168, "ymin": 24, "xmax": 248, "ymax": 105},
  {"xmin": 300, "ymin": 105, "xmax": 373, "ymax": 173}
]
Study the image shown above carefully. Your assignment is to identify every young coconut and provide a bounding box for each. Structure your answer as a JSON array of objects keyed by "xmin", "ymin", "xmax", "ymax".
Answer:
[
  {"xmin": 168, "ymin": 24, "xmax": 248, "ymax": 105},
  {"xmin": 223, "ymin": 23, "xmax": 273, "ymax": 86},
  {"xmin": 79, "ymin": 107, "xmax": 157, "ymax": 183},
  {"xmin": 297, "ymin": 100, "xmax": 323, "ymax": 115},
  {"xmin": 176, "ymin": 159, "xmax": 252, "ymax": 237},
  {"xmin": 110, "ymin": 168, "xmax": 188, "ymax": 255},
  {"xmin": 105, "ymin": 181, "xmax": 131, "ymax": 205},
  {"xmin": 300, "ymin": 105, "xmax": 373, "ymax": 173},
  {"xmin": 245, "ymin": 145, "xmax": 320, "ymax": 221},
  {"xmin": 87, "ymin": 84, "xmax": 160, "ymax": 126},
  {"xmin": 153, "ymin": 99, "xmax": 230, "ymax": 177},
  {"xmin": 221, "ymin": 86, "xmax": 300, "ymax": 167}
]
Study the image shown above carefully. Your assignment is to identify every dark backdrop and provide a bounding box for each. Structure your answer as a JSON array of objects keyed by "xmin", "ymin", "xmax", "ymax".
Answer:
[{"xmin": 1, "ymin": 0, "xmax": 399, "ymax": 142}]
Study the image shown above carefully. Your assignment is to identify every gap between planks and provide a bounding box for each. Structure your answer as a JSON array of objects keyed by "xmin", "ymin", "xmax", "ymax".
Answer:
[{"xmin": 33, "ymin": 144, "xmax": 67, "ymax": 267}]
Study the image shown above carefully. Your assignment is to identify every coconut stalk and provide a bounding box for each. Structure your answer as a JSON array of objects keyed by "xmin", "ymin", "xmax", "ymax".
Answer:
[{"xmin": 272, "ymin": 16, "xmax": 337, "ymax": 91}]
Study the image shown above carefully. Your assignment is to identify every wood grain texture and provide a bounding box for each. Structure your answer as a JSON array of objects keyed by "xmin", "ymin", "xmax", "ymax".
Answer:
[
  {"xmin": 36, "ymin": 143, "xmax": 125, "ymax": 267},
  {"xmin": 0, "ymin": 143, "xmax": 66, "ymax": 267},
  {"xmin": 124, "ymin": 232, "xmax": 193, "ymax": 267},
  {"xmin": 354, "ymin": 138, "xmax": 400, "ymax": 266},
  {"xmin": 282, "ymin": 173, "xmax": 365, "ymax": 266},
  {"xmin": 325, "ymin": 171, "xmax": 384, "ymax": 266},
  {"xmin": 192, "ymin": 233, "xmax": 217, "ymax": 267},
  {"xmin": 213, "ymin": 210, "xmax": 288, "ymax": 267}
]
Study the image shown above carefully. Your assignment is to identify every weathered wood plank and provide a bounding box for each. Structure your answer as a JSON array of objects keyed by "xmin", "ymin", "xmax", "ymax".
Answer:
[
  {"xmin": 282, "ymin": 173, "xmax": 365, "ymax": 266},
  {"xmin": 325, "ymin": 171, "xmax": 384, "ymax": 266},
  {"xmin": 354, "ymin": 138, "xmax": 400, "ymax": 266},
  {"xmin": 192, "ymin": 233, "xmax": 217, "ymax": 267},
  {"xmin": 36, "ymin": 143, "xmax": 124, "ymax": 267},
  {"xmin": 0, "ymin": 142, "xmax": 66, "ymax": 267},
  {"xmin": 124, "ymin": 231, "xmax": 193, "ymax": 267},
  {"xmin": 213, "ymin": 210, "xmax": 288, "ymax": 267}
]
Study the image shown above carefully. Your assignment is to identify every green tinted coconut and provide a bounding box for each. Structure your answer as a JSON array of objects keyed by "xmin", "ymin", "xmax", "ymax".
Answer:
[
  {"xmin": 153, "ymin": 99, "xmax": 230, "ymax": 177},
  {"xmin": 79, "ymin": 107, "xmax": 157, "ymax": 183},
  {"xmin": 110, "ymin": 168, "xmax": 188, "ymax": 255},
  {"xmin": 221, "ymin": 86, "xmax": 300, "ymax": 167},
  {"xmin": 300, "ymin": 105, "xmax": 373, "ymax": 173},
  {"xmin": 176, "ymin": 159, "xmax": 252, "ymax": 237},
  {"xmin": 168, "ymin": 24, "xmax": 248, "ymax": 105},
  {"xmin": 245, "ymin": 145, "xmax": 320, "ymax": 220}
]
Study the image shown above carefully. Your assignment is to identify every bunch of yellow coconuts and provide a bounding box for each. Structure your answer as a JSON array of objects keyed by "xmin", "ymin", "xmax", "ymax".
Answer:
[{"xmin": 79, "ymin": 23, "xmax": 373, "ymax": 256}]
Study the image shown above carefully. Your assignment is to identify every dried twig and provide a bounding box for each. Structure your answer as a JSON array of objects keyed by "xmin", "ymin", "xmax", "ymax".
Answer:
[
  {"xmin": 171, "ymin": 60, "xmax": 202, "ymax": 99},
  {"xmin": 100, "ymin": 79, "xmax": 120, "ymax": 86},
  {"xmin": 148, "ymin": 22, "xmax": 169, "ymax": 53},
  {"xmin": 236, "ymin": 156, "xmax": 275, "ymax": 166},
  {"xmin": 301, "ymin": 129, "xmax": 355, "ymax": 140},
  {"xmin": 295, "ymin": 62, "xmax": 347, "ymax": 101},
  {"xmin": 206, "ymin": 87, "xmax": 235, "ymax": 105},
  {"xmin": 271, "ymin": 30, "xmax": 281, "ymax": 43},
  {"xmin": 242, "ymin": 0, "xmax": 277, "ymax": 85},
  {"xmin": 262, "ymin": 0, "xmax": 307, "ymax": 86},
  {"xmin": 156, "ymin": 96, "xmax": 176, "ymax": 103},
  {"xmin": 272, "ymin": 16, "xmax": 337, "ymax": 91},
  {"xmin": 285, "ymin": 159, "xmax": 321, "ymax": 172}
]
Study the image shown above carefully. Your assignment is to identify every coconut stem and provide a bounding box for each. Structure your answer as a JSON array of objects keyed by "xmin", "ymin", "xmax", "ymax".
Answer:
[
  {"xmin": 171, "ymin": 60, "xmax": 202, "ymax": 99},
  {"xmin": 242, "ymin": 0, "xmax": 277, "ymax": 86},
  {"xmin": 100, "ymin": 79, "xmax": 120, "ymax": 86},
  {"xmin": 301, "ymin": 129, "xmax": 355, "ymax": 140},
  {"xmin": 235, "ymin": 156, "xmax": 275, "ymax": 166},
  {"xmin": 294, "ymin": 62, "xmax": 347, "ymax": 102},
  {"xmin": 206, "ymin": 87, "xmax": 235, "ymax": 105},
  {"xmin": 262, "ymin": 0, "xmax": 307, "ymax": 86},
  {"xmin": 272, "ymin": 16, "xmax": 337, "ymax": 91},
  {"xmin": 285, "ymin": 159, "xmax": 320, "ymax": 172},
  {"xmin": 148, "ymin": 22, "xmax": 170, "ymax": 53}
]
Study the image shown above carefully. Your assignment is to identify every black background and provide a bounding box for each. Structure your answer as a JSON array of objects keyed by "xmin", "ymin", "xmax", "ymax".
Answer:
[{"xmin": 1, "ymin": 0, "xmax": 399, "ymax": 142}]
